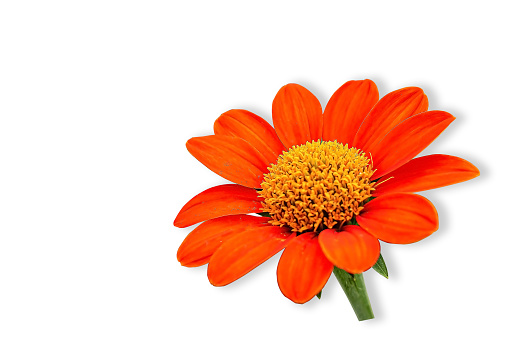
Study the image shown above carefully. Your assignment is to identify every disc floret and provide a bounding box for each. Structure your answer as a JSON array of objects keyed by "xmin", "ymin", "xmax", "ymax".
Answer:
[{"xmin": 260, "ymin": 141, "xmax": 376, "ymax": 233}]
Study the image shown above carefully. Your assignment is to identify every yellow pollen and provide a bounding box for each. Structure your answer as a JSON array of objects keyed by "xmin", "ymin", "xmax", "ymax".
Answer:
[{"xmin": 259, "ymin": 141, "xmax": 376, "ymax": 233}]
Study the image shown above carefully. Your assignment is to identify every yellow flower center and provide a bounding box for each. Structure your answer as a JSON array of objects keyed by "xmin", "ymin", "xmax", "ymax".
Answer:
[{"xmin": 259, "ymin": 141, "xmax": 376, "ymax": 233}]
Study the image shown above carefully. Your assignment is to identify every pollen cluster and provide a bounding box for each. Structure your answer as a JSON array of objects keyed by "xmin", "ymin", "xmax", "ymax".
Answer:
[{"xmin": 259, "ymin": 141, "xmax": 376, "ymax": 233}]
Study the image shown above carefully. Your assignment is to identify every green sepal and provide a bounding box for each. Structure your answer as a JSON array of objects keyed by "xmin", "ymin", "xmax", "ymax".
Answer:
[
  {"xmin": 364, "ymin": 196, "xmax": 376, "ymax": 203},
  {"xmin": 316, "ymin": 289, "xmax": 322, "ymax": 299},
  {"xmin": 371, "ymin": 253, "xmax": 389, "ymax": 279},
  {"xmin": 333, "ymin": 267, "xmax": 374, "ymax": 321},
  {"xmin": 257, "ymin": 212, "xmax": 271, "ymax": 217}
]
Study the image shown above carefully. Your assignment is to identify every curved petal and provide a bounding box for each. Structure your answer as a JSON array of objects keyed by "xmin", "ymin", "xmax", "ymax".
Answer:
[
  {"xmin": 174, "ymin": 184, "xmax": 263, "ymax": 228},
  {"xmin": 374, "ymin": 154, "xmax": 480, "ymax": 196},
  {"xmin": 177, "ymin": 215, "xmax": 271, "ymax": 267},
  {"xmin": 277, "ymin": 233, "xmax": 333, "ymax": 304},
  {"xmin": 369, "ymin": 111, "xmax": 456, "ymax": 180},
  {"xmin": 272, "ymin": 83, "xmax": 323, "ymax": 148},
  {"xmin": 186, "ymin": 135, "xmax": 269, "ymax": 188},
  {"xmin": 322, "ymin": 79, "xmax": 379, "ymax": 145},
  {"xmin": 208, "ymin": 226, "xmax": 296, "ymax": 286},
  {"xmin": 318, "ymin": 226, "xmax": 380, "ymax": 274},
  {"xmin": 357, "ymin": 193, "xmax": 438, "ymax": 244},
  {"xmin": 214, "ymin": 109, "xmax": 286, "ymax": 164},
  {"xmin": 353, "ymin": 87, "xmax": 428, "ymax": 150}
]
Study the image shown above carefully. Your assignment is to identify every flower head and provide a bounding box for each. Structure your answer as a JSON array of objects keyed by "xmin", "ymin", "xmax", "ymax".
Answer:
[{"xmin": 174, "ymin": 80, "xmax": 479, "ymax": 305}]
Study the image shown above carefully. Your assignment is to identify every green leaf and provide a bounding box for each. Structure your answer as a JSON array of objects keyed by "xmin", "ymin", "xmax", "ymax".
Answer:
[
  {"xmin": 316, "ymin": 289, "xmax": 322, "ymax": 299},
  {"xmin": 257, "ymin": 212, "xmax": 271, "ymax": 217},
  {"xmin": 372, "ymin": 253, "xmax": 389, "ymax": 279},
  {"xmin": 333, "ymin": 267, "xmax": 374, "ymax": 321}
]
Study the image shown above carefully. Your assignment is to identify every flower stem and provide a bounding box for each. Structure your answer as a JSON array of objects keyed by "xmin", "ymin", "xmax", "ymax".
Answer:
[{"xmin": 333, "ymin": 267, "xmax": 374, "ymax": 321}]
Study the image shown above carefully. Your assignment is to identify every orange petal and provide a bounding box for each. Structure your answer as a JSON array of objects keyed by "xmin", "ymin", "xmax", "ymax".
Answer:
[
  {"xmin": 214, "ymin": 109, "xmax": 286, "ymax": 165},
  {"xmin": 318, "ymin": 226, "xmax": 380, "ymax": 274},
  {"xmin": 177, "ymin": 215, "xmax": 271, "ymax": 267},
  {"xmin": 174, "ymin": 184, "xmax": 263, "ymax": 228},
  {"xmin": 272, "ymin": 83, "xmax": 323, "ymax": 148},
  {"xmin": 357, "ymin": 193, "xmax": 438, "ymax": 244},
  {"xmin": 277, "ymin": 233, "xmax": 333, "ymax": 304},
  {"xmin": 369, "ymin": 111, "xmax": 456, "ymax": 180},
  {"xmin": 353, "ymin": 87, "xmax": 428, "ymax": 150},
  {"xmin": 322, "ymin": 80, "xmax": 379, "ymax": 145},
  {"xmin": 186, "ymin": 135, "xmax": 269, "ymax": 188},
  {"xmin": 374, "ymin": 154, "xmax": 480, "ymax": 196},
  {"xmin": 208, "ymin": 226, "xmax": 296, "ymax": 286}
]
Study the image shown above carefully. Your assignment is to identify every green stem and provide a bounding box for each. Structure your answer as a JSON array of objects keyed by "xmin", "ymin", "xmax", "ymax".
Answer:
[{"xmin": 333, "ymin": 266, "xmax": 374, "ymax": 321}]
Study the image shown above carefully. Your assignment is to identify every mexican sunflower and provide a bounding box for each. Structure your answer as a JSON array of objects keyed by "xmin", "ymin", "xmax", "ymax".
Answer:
[{"xmin": 174, "ymin": 80, "xmax": 479, "ymax": 305}]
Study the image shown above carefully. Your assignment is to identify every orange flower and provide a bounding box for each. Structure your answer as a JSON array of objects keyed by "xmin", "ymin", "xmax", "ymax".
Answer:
[{"xmin": 174, "ymin": 80, "xmax": 479, "ymax": 304}]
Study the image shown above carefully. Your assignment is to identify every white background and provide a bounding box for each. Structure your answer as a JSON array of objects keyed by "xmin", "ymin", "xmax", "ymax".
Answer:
[{"xmin": 1, "ymin": 1, "xmax": 508, "ymax": 337}]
